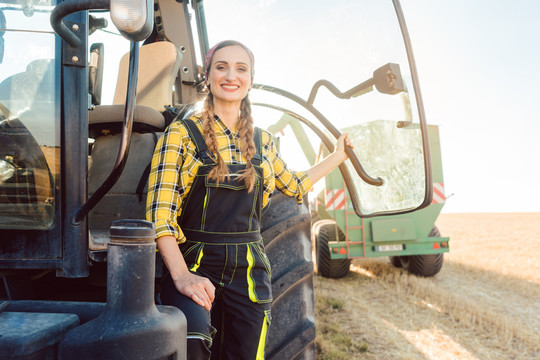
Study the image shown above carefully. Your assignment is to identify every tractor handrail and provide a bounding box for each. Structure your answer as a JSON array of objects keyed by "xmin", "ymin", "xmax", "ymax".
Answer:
[
  {"xmin": 50, "ymin": 0, "xmax": 109, "ymax": 47},
  {"xmin": 252, "ymin": 102, "xmax": 364, "ymax": 217},
  {"xmin": 72, "ymin": 41, "xmax": 139, "ymax": 225},
  {"xmin": 392, "ymin": 0, "xmax": 433, "ymax": 209},
  {"xmin": 252, "ymin": 83, "xmax": 384, "ymax": 187},
  {"xmin": 307, "ymin": 78, "xmax": 374, "ymax": 105}
]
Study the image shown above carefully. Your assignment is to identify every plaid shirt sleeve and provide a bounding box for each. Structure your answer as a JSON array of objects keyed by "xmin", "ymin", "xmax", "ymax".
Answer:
[
  {"xmin": 146, "ymin": 122, "xmax": 187, "ymax": 242},
  {"xmin": 262, "ymin": 131, "xmax": 312, "ymax": 204}
]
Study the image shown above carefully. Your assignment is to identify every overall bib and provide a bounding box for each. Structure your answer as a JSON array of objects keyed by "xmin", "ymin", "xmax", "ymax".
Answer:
[{"xmin": 160, "ymin": 119, "xmax": 272, "ymax": 360}]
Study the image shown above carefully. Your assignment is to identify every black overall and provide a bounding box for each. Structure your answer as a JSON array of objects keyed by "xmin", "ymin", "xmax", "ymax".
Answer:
[{"xmin": 160, "ymin": 119, "xmax": 272, "ymax": 360}]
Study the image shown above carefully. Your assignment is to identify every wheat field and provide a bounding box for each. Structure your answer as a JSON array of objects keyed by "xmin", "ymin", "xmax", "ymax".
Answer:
[{"xmin": 314, "ymin": 213, "xmax": 540, "ymax": 360}]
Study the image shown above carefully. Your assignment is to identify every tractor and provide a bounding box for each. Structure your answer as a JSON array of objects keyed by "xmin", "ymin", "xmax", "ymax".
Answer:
[{"xmin": 0, "ymin": 0, "xmax": 441, "ymax": 358}]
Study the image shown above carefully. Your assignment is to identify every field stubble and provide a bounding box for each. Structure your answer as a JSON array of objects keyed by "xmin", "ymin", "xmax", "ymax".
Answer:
[{"xmin": 314, "ymin": 213, "xmax": 540, "ymax": 360}]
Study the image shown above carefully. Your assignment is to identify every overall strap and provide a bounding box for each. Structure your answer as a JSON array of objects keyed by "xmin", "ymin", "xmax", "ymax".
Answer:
[
  {"xmin": 181, "ymin": 118, "xmax": 263, "ymax": 166},
  {"xmin": 251, "ymin": 127, "xmax": 262, "ymax": 167},
  {"xmin": 180, "ymin": 118, "xmax": 214, "ymax": 165}
]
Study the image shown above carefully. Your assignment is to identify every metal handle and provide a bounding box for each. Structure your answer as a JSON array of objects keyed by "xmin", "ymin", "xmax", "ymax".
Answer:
[
  {"xmin": 252, "ymin": 102, "xmax": 365, "ymax": 217},
  {"xmin": 72, "ymin": 41, "xmax": 139, "ymax": 225},
  {"xmin": 253, "ymin": 83, "xmax": 383, "ymax": 187},
  {"xmin": 50, "ymin": 0, "xmax": 109, "ymax": 47}
]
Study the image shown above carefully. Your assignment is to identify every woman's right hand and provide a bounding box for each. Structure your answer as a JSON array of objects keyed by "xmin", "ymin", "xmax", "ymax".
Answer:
[
  {"xmin": 172, "ymin": 271, "xmax": 215, "ymax": 311},
  {"xmin": 156, "ymin": 235, "xmax": 215, "ymax": 311}
]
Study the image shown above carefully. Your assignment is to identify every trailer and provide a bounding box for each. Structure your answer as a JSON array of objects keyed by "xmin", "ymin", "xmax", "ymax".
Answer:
[{"xmin": 311, "ymin": 123, "xmax": 449, "ymax": 278}]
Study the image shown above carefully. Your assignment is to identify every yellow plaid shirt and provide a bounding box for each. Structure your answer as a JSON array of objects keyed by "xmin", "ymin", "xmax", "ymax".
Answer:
[{"xmin": 146, "ymin": 115, "xmax": 312, "ymax": 242}]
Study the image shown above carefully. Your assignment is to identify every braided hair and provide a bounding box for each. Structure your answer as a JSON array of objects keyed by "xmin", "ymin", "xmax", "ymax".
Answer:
[{"xmin": 200, "ymin": 41, "xmax": 257, "ymax": 192}]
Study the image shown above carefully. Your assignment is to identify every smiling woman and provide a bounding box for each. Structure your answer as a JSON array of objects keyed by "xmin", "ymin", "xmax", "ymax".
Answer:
[
  {"xmin": 146, "ymin": 39, "xmax": 352, "ymax": 360},
  {"xmin": 206, "ymin": 44, "xmax": 253, "ymax": 112}
]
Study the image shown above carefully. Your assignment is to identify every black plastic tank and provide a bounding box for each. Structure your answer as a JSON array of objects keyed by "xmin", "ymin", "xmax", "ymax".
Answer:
[{"xmin": 58, "ymin": 220, "xmax": 186, "ymax": 360}]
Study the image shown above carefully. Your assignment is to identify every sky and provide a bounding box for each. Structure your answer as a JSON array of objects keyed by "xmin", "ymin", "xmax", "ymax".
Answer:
[
  {"xmin": 200, "ymin": 0, "xmax": 540, "ymax": 213},
  {"xmin": 399, "ymin": 0, "xmax": 540, "ymax": 213},
  {"xmin": 5, "ymin": 0, "xmax": 538, "ymax": 214}
]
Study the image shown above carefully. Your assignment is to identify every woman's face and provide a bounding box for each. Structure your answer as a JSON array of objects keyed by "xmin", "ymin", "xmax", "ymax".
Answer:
[{"xmin": 207, "ymin": 45, "xmax": 252, "ymax": 106}]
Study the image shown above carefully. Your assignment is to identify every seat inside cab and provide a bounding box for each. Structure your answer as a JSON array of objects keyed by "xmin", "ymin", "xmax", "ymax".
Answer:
[{"xmin": 88, "ymin": 41, "xmax": 181, "ymax": 251}]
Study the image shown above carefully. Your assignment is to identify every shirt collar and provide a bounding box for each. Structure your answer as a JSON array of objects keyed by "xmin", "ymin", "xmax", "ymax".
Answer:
[{"xmin": 213, "ymin": 114, "xmax": 240, "ymax": 139}]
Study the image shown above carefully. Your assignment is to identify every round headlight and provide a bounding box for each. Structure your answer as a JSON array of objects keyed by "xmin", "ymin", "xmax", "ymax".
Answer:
[{"xmin": 111, "ymin": 0, "xmax": 154, "ymax": 42}]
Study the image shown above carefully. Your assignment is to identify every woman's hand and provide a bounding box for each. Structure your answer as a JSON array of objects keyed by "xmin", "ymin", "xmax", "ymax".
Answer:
[
  {"xmin": 335, "ymin": 133, "xmax": 354, "ymax": 162},
  {"xmin": 156, "ymin": 235, "xmax": 215, "ymax": 311},
  {"xmin": 172, "ymin": 270, "xmax": 215, "ymax": 311},
  {"xmin": 306, "ymin": 133, "xmax": 354, "ymax": 185}
]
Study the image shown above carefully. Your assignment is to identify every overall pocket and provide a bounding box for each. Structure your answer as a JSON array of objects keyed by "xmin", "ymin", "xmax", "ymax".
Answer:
[
  {"xmin": 179, "ymin": 241, "xmax": 205, "ymax": 273},
  {"xmin": 246, "ymin": 242, "xmax": 272, "ymax": 304},
  {"xmin": 202, "ymin": 174, "xmax": 260, "ymax": 233}
]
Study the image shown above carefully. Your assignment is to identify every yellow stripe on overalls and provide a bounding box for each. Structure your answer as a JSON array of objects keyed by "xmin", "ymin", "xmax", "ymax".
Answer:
[
  {"xmin": 256, "ymin": 311, "xmax": 270, "ymax": 360},
  {"xmin": 246, "ymin": 245, "xmax": 257, "ymax": 302},
  {"xmin": 190, "ymin": 247, "xmax": 204, "ymax": 272}
]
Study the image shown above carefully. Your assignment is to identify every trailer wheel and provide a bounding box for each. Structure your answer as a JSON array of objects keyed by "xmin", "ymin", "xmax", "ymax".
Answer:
[
  {"xmin": 399, "ymin": 227, "xmax": 444, "ymax": 277},
  {"xmin": 389, "ymin": 256, "xmax": 402, "ymax": 268},
  {"xmin": 261, "ymin": 191, "xmax": 316, "ymax": 360},
  {"xmin": 312, "ymin": 220, "xmax": 351, "ymax": 279}
]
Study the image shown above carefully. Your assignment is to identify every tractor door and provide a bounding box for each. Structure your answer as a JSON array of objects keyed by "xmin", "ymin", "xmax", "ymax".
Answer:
[
  {"xmin": 202, "ymin": 0, "xmax": 433, "ymax": 217},
  {"xmin": 0, "ymin": 1, "xmax": 67, "ymax": 273}
]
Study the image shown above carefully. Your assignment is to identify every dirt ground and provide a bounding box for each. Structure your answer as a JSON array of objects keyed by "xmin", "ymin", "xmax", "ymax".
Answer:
[{"xmin": 314, "ymin": 213, "xmax": 540, "ymax": 360}]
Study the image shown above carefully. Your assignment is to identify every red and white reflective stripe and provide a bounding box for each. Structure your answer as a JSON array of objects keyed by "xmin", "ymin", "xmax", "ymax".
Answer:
[
  {"xmin": 326, "ymin": 189, "xmax": 346, "ymax": 210},
  {"xmin": 432, "ymin": 182, "xmax": 446, "ymax": 204}
]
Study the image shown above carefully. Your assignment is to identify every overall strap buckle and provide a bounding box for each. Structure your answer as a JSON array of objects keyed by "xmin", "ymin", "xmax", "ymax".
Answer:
[{"xmin": 252, "ymin": 127, "xmax": 263, "ymax": 167}]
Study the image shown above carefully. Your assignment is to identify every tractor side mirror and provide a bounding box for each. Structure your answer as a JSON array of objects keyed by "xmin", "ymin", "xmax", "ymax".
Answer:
[
  {"xmin": 373, "ymin": 63, "xmax": 405, "ymax": 95},
  {"xmin": 111, "ymin": 0, "xmax": 154, "ymax": 42},
  {"xmin": 89, "ymin": 43, "xmax": 104, "ymax": 106}
]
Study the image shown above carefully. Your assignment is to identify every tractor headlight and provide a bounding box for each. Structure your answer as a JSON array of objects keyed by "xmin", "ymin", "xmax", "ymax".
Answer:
[
  {"xmin": 111, "ymin": 0, "xmax": 154, "ymax": 42},
  {"xmin": 0, "ymin": 158, "xmax": 15, "ymax": 184}
]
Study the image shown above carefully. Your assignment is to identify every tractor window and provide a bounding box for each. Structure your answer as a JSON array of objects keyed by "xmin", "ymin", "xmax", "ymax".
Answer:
[
  {"xmin": 0, "ymin": 0, "xmax": 58, "ymax": 229},
  {"xmin": 87, "ymin": 12, "xmax": 130, "ymax": 105},
  {"xmin": 204, "ymin": 0, "xmax": 428, "ymax": 215}
]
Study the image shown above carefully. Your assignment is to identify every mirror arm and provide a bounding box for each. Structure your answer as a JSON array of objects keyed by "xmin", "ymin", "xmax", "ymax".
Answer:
[
  {"xmin": 252, "ymin": 102, "xmax": 364, "ymax": 217},
  {"xmin": 50, "ymin": 0, "xmax": 109, "ymax": 48},
  {"xmin": 307, "ymin": 78, "xmax": 374, "ymax": 105}
]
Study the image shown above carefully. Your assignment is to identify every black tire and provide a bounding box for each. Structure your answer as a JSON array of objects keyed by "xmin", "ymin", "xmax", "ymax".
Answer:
[
  {"xmin": 399, "ymin": 226, "xmax": 444, "ymax": 277},
  {"xmin": 389, "ymin": 256, "xmax": 402, "ymax": 268},
  {"xmin": 261, "ymin": 191, "xmax": 316, "ymax": 360},
  {"xmin": 312, "ymin": 220, "xmax": 351, "ymax": 279}
]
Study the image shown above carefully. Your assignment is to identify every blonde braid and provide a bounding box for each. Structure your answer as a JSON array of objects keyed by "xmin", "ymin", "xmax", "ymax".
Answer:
[
  {"xmin": 237, "ymin": 97, "xmax": 257, "ymax": 192},
  {"xmin": 201, "ymin": 93, "xmax": 229, "ymax": 183}
]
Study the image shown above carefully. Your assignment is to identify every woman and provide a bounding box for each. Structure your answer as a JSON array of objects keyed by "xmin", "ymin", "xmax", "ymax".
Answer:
[{"xmin": 146, "ymin": 40, "xmax": 353, "ymax": 360}]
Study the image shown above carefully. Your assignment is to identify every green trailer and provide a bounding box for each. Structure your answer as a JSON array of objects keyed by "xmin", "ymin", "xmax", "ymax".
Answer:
[{"xmin": 269, "ymin": 114, "xmax": 449, "ymax": 278}]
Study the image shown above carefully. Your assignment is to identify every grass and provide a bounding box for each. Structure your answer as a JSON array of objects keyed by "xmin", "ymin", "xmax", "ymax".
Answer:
[
  {"xmin": 315, "ymin": 286, "xmax": 369, "ymax": 359},
  {"xmin": 313, "ymin": 213, "xmax": 540, "ymax": 359}
]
